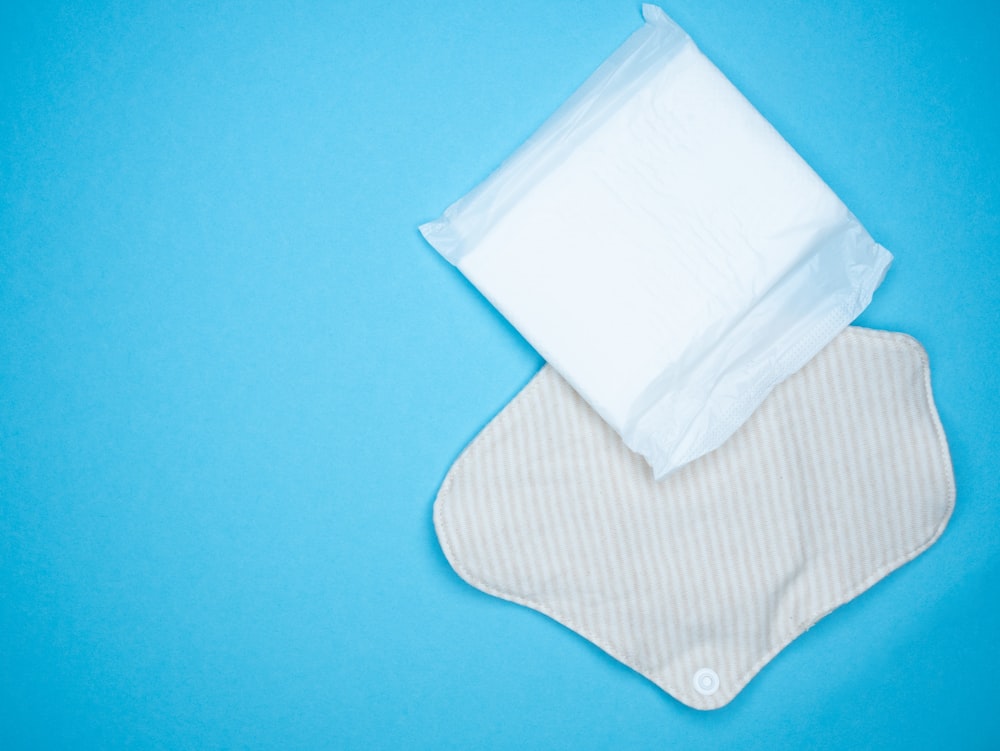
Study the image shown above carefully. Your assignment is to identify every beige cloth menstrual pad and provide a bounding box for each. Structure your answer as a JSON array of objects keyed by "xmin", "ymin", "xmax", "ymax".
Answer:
[{"xmin": 434, "ymin": 327, "xmax": 954, "ymax": 709}]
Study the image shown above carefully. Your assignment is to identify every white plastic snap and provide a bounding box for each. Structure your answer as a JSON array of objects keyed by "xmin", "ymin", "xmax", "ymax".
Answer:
[{"xmin": 693, "ymin": 668, "xmax": 720, "ymax": 696}]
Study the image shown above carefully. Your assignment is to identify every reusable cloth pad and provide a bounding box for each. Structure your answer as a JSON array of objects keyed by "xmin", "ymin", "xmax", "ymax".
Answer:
[
  {"xmin": 434, "ymin": 328, "xmax": 954, "ymax": 709},
  {"xmin": 421, "ymin": 5, "xmax": 892, "ymax": 479}
]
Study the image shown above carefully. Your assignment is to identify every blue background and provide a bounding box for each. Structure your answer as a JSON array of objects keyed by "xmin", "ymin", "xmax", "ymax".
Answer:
[{"xmin": 2, "ymin": 0, "xmax": 998, "ymax": 748}]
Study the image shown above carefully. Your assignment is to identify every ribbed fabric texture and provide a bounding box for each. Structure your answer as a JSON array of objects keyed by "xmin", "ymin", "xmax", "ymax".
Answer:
[{"xmin": 434, "ymin": 327, "xmax": 955, "ymax": 709}]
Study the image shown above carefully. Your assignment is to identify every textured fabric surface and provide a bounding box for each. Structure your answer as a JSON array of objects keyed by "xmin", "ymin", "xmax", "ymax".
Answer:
[{"xmin": 434, "ymin": 327, "xmax": 955, "ymax": 710}]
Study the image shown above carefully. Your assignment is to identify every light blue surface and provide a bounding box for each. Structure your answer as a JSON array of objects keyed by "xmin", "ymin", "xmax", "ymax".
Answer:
[{"xmin": 1, "ymin": 1, "xmax": 997, "ymax": 748}]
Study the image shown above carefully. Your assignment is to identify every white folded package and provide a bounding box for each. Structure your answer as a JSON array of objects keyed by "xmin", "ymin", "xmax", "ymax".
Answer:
[{"xmin": 421, "ymin": 5, "xmax": 892, "ymax": 478}]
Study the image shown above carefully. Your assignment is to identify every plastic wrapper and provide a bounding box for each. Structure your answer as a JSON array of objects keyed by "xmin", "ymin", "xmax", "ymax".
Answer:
[{"xmin": 420, "ymin": 4, "xmax": 892, "ymax": 479}]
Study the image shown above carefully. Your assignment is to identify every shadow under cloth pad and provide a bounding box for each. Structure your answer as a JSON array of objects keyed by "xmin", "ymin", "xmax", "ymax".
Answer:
[{"xmin": 434, "ymin": 328, "xmax": 954, "ymax": 709}]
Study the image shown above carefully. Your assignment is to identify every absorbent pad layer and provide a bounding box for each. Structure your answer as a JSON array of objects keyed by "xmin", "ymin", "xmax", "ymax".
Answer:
[{"xmin": 420, "ymin": 5, "xmax": 892, "ymax": 478}]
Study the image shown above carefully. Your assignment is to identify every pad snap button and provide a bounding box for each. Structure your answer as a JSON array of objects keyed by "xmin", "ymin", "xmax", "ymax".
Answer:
[{"xmin": 693, "ymin": 668, "xmax": 719, "ymax": 696}]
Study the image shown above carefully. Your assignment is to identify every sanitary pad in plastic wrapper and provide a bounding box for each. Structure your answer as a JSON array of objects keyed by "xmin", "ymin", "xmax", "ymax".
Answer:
[{"xmin": 420, "ymin": 4, "xmax": 892, "ymax": 479}]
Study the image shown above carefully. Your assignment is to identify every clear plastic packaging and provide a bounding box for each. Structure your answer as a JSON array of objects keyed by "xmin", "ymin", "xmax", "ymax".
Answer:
[{"xmin": 420, "ymin": 4, "xmax": 892, "ymax": 479}]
